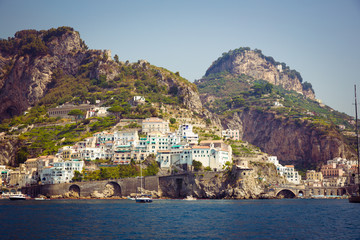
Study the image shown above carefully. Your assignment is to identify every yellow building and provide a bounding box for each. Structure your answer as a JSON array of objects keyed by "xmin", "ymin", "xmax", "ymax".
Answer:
[{"xmin": 306, "ymin": 170, "xmax": 323, "ymax": 181}]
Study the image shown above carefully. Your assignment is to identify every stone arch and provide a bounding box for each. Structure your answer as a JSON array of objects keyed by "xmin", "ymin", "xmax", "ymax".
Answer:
[
  {"xmin": 69, "ymin": 184, "xmax": 81, "ymax": 197},
  {"xmin": 276, "ymin": 189, "xmax": 296, "ymax": 198},
  {"xmin": 104, "ymin": 182, "xmax": 122, "ymax": 197},
  {"xmin": 298, "ymin": 190, "xmax": 304, "ymax": 197}
]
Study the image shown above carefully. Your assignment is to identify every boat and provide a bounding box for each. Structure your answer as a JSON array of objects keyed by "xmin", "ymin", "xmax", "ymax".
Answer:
[
  {"xmin": 135, "ymin": 161, "xmax": 152, "ymax": 203},
  {"xmin": 183, "ymin": 195, "xmax": 197, "ymax": 201},
  {"xmin": 349, "ymin": 84, "xmax": 360, "ymax": 203},
  {"xmin": 135, "ymin": 194, "xmax": 153, "ymax": 203},
  {"xmin": 34, "ymin": 197, "xmax": 46, "ymax": 201},
  {"xmin": 9, "ymin": 193, "xmax": 27, "ymax": 200}
]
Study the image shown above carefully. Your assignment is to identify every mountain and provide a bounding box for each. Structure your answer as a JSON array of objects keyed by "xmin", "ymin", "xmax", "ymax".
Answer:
[
  {"xmin": 0, "ymin": 28, "xmax": 356, "ymax": 170},
  {"xmin": 196, "ymin": 47, "xmax": 356, "ymax": 169},
  {"xmin": 204, "ymin": 47, "xmax": 315, "ymax": 99},
  {"xmin": 0, "ymin": 27, "xmax": 202, "ymax": 121},
  {"xmin": 0, "ymin": 27, "xmax": 203, "ymax": 165}
]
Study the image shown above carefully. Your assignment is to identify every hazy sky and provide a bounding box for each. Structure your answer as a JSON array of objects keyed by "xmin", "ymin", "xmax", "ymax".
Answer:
[{"xmin": 1, "ymin": 0, "xmax": 360, "ymax": 116}]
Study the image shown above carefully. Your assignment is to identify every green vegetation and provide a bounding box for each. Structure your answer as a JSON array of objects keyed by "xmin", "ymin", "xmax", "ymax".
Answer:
[
  {"xmin": 73, "ymin": 160, "xmax": 159, "ymax": 181},
  {"xmin": 0, "ymin": 27, "xmax": 78, "ymax": 57},
  {"xmin": 197, "ymin": 70, "xmax": 352, "ymax": 132},
  {"xmin": 192, "ymin": 160, "xmax": 202, "ymax": 171},
  {"xmin": 229, "ymin": 140, "xmax": 260, "ymax": 157}
]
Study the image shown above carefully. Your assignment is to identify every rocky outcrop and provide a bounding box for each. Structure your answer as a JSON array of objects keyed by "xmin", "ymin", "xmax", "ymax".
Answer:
[
  {"xmin": 159, "ymin": 161, "xmax": 286, "ymax": 199},
  {"xmin": 0, "ymin": 135, "xmax": 22, "ymax": 166},
  {"xmin": 205, "ymin": 48, "xmax": 315, "ymax": 99},
  {"xmin": 222, "ymin": 110, "xmax": 356, "ymax": 167},
  {"xmin": 0, "ymin": 28, "xmax": 204, "ymax": 121},
  {"xmin": 0, "ymin": 30, "xmax": 89, "ymax": 120}
]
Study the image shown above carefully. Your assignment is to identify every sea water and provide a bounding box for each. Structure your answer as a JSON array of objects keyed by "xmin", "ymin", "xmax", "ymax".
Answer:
[{"xmin": 1, "ymin": 199, "xmax": 359, "ymax": 239}]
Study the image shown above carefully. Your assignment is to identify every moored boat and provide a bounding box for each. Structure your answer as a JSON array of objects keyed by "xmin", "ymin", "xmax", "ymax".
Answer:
[
  {"xmin": 183, "ymin": 195, "xmax": 197, "ymax": 201},
  {"xmin": 9, "ymin": 193, "xmax": 27, "ymax": 200},
  {"xmin": 135, "ymin": 161, "xmax": 152, "ymax": 203},
  {"xmin": 349, "ymin": 194, "xmax": 360, "ymax": 203},
  {"xmin": 349, "ymin": 85, "xmax": 360, "ymax": 203},
  {"xmin": 135, "ymin": 195, "xmax": 153, "ymax": 203}
]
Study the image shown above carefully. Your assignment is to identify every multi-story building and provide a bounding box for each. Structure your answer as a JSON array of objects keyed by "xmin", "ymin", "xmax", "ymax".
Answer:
[
  {"xmin": 221, "ymin": 129, "xmax": 240, "ymax": 141},
  {"xmin": 114, "ymin": 130, "xmax": 139, "ymax": 147},
  {"xmin": 306, "ymin": 170, "xmax": 323, "ymax": 181},
  {"xmin": 267, "ymin": 156, "xmax": 301, "ymax": 184},
  {"xmin": 156, "ymin": 141, "xmax": 232, "ymax": 171},
  {"xmin": 321, "ymin": 164, "xmax": 344, "ymax": 178},
  {"xmin": 141, "ymin": 117, "xmax": 169, "ymax": 134},
  {"xmin": 177, "ymin": 124, "xmax": 199, "ymax": 144},
  {"xmin": 40, "ymin": 160, "xmax": 84, "ymax": 185}
]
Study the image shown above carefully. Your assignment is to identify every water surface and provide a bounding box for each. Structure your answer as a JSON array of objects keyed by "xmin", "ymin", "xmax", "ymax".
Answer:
[{"xmin": 0, "ymin": 199, "xmax": 359, "ymax": 239}]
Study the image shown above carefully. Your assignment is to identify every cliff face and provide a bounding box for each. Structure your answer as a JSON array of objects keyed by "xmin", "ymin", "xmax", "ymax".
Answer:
[
  {"xmin": 159, "ymin": 162, "xmax": 286, "ymax": 199},
  {"xmin": 222, "ymin": 110, "xmax": 355, "ymax": 167},
  {"xmin": 0, "ymin": 30, "xmax": 89, "ymax": 120},
  {"xmin": 205, "ymin": 49, "xmax": 315, "ymax": 99},
  {"xmin": 0, "ymin": 28, "xmax": 203, "ymax": 121}
]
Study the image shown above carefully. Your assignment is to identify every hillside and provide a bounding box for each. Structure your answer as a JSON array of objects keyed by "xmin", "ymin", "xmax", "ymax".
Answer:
[
  {"xmin": 196, "ymin": 48, "xmax": 356, "ymax": 169},
  {"xmin": 0, "ymin": 27, "xmax": 204, "ymax": 165},
  {"xmin": 0, "ymin": 29, "xmax": 356, "ymax": 170}
]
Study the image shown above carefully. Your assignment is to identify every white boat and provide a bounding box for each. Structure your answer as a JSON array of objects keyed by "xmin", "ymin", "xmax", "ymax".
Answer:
[
  {"xmin": 9, "ymin": 193, "xmax": 27, "ymax": 200},
  {"xmin": 183, "ymin": 195, "xmax": 197, "ymax": 201},
  {"xmin": 34, "ymin": 197, "xmax": 46, "ymax": 200},
  {"xmin": 135, "ymin": 195, "xmax": 153, "ymax": 203},
  {"xmin": 135, "ymin": 161, "xmax": 152, "ymax": 203}
]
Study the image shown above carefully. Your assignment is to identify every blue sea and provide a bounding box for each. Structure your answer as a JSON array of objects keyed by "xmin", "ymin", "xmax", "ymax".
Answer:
[{"xmin": 0, "ymin": 199, "xmax": 359, "ymax": 240}]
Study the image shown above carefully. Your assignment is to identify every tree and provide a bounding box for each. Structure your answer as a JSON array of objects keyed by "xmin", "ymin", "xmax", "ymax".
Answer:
[
  {"xmin": 114, "ymin": 54, "xmax": 119, "ymax": 63},
  {"xmin": 72, "ymin": 171, "xmax": 83, "ymax": 182},
  {"xmin": 192, "ymin": 160, "xmax": 202, "ymax": 171},
  {"xmin": 68, "ymin": 109, "xmax": 85, "ymax": 122},
  {"xmin": 107, "ymin": 105, "xmax": 124, "ymax": 119},
  {"xmin": 170, "ymin": 118, "xmax": 176, "ymax": 124}
]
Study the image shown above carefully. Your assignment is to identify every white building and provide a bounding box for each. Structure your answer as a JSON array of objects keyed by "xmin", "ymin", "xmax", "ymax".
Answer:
[
  {"xmin": 114, "ymin": 130, "xmax": 139, "ymax": 147},
  {"xmin": 156, "ymin": 141, "xmax": 232, "ymax": 171},
  {"xmin": 40, "ymin": 160, "xmax": 84, "ymax": 185},
  {"xmin": 177, "ymin": 124, "xmax": 199, "ymax": 144},
  {"xmin": 142, "ymin": 117, "xmax": 170, "ymax": 134},
  {"xmin": 267, "ymin": 156, "xmax": 301, "ymax": 184},
  {"xmin": 221, "ymin": 129, "xmax": 240, "ymax": 141}
]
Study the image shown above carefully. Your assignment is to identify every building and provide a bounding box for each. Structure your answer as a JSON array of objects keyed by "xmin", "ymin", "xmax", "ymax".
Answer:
[
  {"xmin": 40, "ymin": 160, "xmax": 84, "ymax": 185},
  {"xmin": 114, "ymin": 130, "xmax": 139, "ymax": 146},
  {"xmin": 221, "ymin": 129, "xmax": 240, "ymax": 141},
  {"xmin": 156, "ymin": 140, "xmax": 232, "ymax": 171},
  {"xmin": 47, "ymin": 103, "xmax": 94, "ymax": 119},
  {"xmin": 306, "ymin": 170, "xmax": 323, "ymax": 181},
  {"xmin": 267, "ymin": 156, "xmax": 301, "ymax": 184},
  {"xmin": 177, "ymin": 124, "xmax": 199, "ymax": 144},
  {"xmin": 142, "ymin": 117, "xmax": 170, "ymax": 134},
  {"xmin": 321, "ymin": 164, "xmax": 344, "ymax": 178},
  {"xmin": 130, "ymin": 96, "xmax": 146, "ymax": 106},
  {"xmin": 281, "ymin": 165, "xmax": 301, "ymax": 185}
]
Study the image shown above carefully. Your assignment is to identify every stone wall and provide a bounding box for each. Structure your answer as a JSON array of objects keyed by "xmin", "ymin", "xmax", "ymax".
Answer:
[{"xmin": 22, "ymin": 176, "xmax": 159, "ymax": 198}]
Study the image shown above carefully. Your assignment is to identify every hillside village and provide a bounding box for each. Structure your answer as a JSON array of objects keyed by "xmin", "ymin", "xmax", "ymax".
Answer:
[
  {"xmin": 0, "ymin": 26, "xmax": 358, "ymax": 198},
  {"xmin": 2, "ymin": 110, "xmax": 359, "ymax": 197}
]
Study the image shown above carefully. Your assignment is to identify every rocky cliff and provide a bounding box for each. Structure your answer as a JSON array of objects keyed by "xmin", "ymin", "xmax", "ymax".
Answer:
[
  {"xmin": 205, "ymin": 48, "xmax": 315, "ymax": 99},
  {"xmin": 159, "ymin": 162, "xmax": 286, "ymax": 199},
  {"xmin": 222, "ymin": 110, "xmax": 355, "ymax": 167},
  {"xmin": 0, "ymin": 27, "xmax": 202, "ymax": 122}
]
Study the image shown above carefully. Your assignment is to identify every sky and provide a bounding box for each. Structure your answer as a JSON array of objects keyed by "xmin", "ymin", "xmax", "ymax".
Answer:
[{"xmin": 1, "ymin": 0, "xmax": 360, "ymax": 116}]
